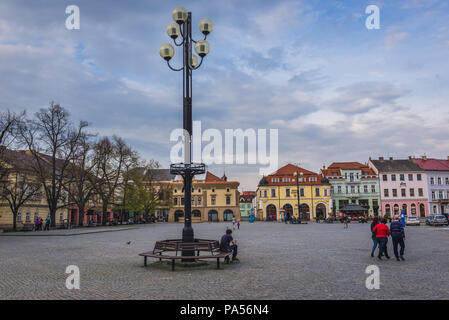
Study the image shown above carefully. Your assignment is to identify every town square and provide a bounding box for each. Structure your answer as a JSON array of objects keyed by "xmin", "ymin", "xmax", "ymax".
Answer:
[
  {"xmin": 1, "ymin": 221, "xmax": 449, "ymax": 300},
  {"xmin": 1, "ymin": 0, "xmax": 449, "ymax": 307}
]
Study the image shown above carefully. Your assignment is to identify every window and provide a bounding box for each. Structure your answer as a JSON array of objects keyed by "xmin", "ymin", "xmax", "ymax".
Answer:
[
  {"xmin": 349, "ymin": 173, "xmax": 354, "ymax": 182},
  {"xmin": 433, "ymin": 206, "xmax": 437, "ymax": 214},
  {"xmin": 17, "ymin": 212, "xmax": 22, "ymax": 222},
  {"xmin": 59, "ymin": 212, "xmax": 63, "ymax": 221},
  {"xmin": 271, "ymin": 189, "xmax": 276, "ymax": 197},
  {"xmin": 400, "ymin": 174, "xmax": 405, "ymax": 181},
  {"xmin": 438, "ymin": 191, "xmax": 443, "ymax": 199},
  {"xmin": 418, "ymin": 188, "xmax": 423, "ymax": 197},
  {"xmin": 272, "ymin": 178, "xmax": 279, "ymax": 183},
  {"xmin": 410, "ymin": 188, "xmax": 415, "ymax": 197},
  {"xmin": 263, "ymin": 190, "xmax": 267, "ymax": 197},
  {"xmin": 391, "ymin": 174, "xmax": 396, "ymax": 181},
  {"xmin": 357, "ymin": 186, "xmax": 360, "ymax": 193},
  {"xmin": 431, "ymin": 191, "xmax": 436, "ymax": 200},
  {"xmin": 211, "ymin": 196, "xmax": 216, "ymax": 205},
  {"xmin": 384, "ymin": 189, "xmax": 389, "ymax": 197},
  {"xmin": 350, "ymin": 186, "xmax": 355, "ymax": 193},
  {"xmin": 364, "ymin": 185, "xmax": 368, "ymax": 193},
  {"xmin": 26, "ymin": 212, "xmax": 31, "ymax": 222},
  {"xmin": 438, "ymin": 177, "xmax": 442, "ymax": 185},
  {"xmin": 371, "ymin": 185, "xmax": 376, "ymax": 193},
  {"xmin": 174, "ymin": 197, "xmax": 178, "ymax": 205},
  {"xmin": 408, "ymin": 174, "xmax": 413, "ymax": 181},
  {"xmin": 300, "ymin": 188, "xmax": 305, "ymax": 197},
  {"xmin": 181, "ymin": 198, "xmax": 185, "ymax": 205},
  {"xmin": 198, "ymin": 196, "xmax": 202, "ymax": 205},
  {"xmin": 198, "ymin": 189, "xmax": 201, "ymax": 193},
  {"xmin": 212, "ymin": 188, "xmax": 215, "ymax": 193},
  {"xmin": 417, "ymin": 174, "xmax": 422, "ymax": 181},
  {"xmin": 430, "ymin": 177, "xmax": 435, "ymax": 185},
  {"xmin": 174, "ymin": 189, "xmax": 177, "ymax": 193},
  {"xmin": 282, "ymin": 178, "xmax": 291, "ymax": 182},
  {"xmin": 385, "ymin": 205, "xmax": 391, "ymax": 215},
  {"xmin": 337, "ymin": 186, "xmax": 342, "ymax": 193},
  {"xmin": 286, "ymin": 189, "xmax": 290, "ymax": 197},
  {"xmin": 392, "ymin": 189, "xmax": 398, "ymax": 197},
  {"xmin": 226, "ymin": 196, "xmax": 231, "ymax": 205},
  {"xmin": 382, "ymin": 174, "xmax": 388, "ymax": 181},
  {"xmin": 401, "ymin": 189, "xmax": 406, "ymax": 197},
  {"xmin": 324, "ymin": 189, "xmax": 328, "ymax": 196},
  {"xmin": 315, "ymin": 188, "xmax": 320, "ymax": 197},
  {"xmin": 330, "ymin": 186, "xmax": 334, "ymax": 195},
  {"xmin": 446, "ymin": 177, "xmax": 449, "ymax": 185}
]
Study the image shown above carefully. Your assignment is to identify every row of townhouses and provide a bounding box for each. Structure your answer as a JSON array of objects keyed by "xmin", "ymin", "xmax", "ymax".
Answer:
[{"xmin": 254, "ymin": 156, "xmax": 449, "ymax": 221}]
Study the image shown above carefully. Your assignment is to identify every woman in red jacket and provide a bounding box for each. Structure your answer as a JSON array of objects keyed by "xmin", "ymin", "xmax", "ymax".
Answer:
[{"xmin": 372, "ymin": 218, "xmax": 391, "ymax": 260}]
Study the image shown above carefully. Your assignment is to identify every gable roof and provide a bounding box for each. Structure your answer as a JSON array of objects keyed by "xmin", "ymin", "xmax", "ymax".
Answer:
[
  {"xmin": 205, "ymin": 171, "xmax": 224, "ymax": 182},
  {"xmin": 271, "ymin": 164, "xmax": 316, "ymax": 176},
  {"xmin": 414, "ymin": 158, "xmax": 449, "ymax": 171},
  {"xmin": 370, "ymin": 159, "xmax": 423, "ymax": 172}
]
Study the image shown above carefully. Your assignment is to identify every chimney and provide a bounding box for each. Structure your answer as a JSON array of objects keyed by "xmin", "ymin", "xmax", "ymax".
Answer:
[
  {"xmin": 389, "ymin": 157, "xmax": 393, "ymax": 160},
  {"xmin": 379, "ymin": 157, "xmax": 384, "ymax": 161},
  {"xmin": 422, "ymin": 155, "xmax": 427, "ymax": 160}
]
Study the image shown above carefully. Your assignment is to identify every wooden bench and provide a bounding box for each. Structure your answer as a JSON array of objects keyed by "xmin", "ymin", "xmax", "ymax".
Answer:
[{"xmin": 139, "ymin": 240, "xmax": 233, "ymax": 271}]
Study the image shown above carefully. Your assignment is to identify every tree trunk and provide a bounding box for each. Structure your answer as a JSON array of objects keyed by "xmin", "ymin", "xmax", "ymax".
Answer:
[
  {"xmin": 102, "ymin": 202, "xmax": 108, "ymax": 226},
  {"xmin": 50, "ymin": 207, "xmax": 57, "ymax": 228},
  {"xmin": 12, "ymin": 211, "xmax": 17, "ymax": 231},
  {"xmin": 78, "ymin": 205, "xmax": 85, "ymax": 227}
]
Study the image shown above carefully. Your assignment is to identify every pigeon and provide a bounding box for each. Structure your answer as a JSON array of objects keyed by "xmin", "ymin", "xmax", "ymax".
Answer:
[{"xmin": 126, "ymin": 241, "xmax": 131, "ymax": 245}]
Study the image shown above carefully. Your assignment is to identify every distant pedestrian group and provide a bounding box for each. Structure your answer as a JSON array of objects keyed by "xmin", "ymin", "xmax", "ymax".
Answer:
[
  {"xmin": 371, "ymin": 216, "xmax": 405, "ymax": 261},
  {"xmin": 35, "ymin": 216, "xmax": 51, "ymax": 231}
]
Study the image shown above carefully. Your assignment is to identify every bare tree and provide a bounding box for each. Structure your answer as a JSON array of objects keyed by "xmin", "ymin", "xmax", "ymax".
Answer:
[
  {"xmin": 91, "ymin": 136, "xmax": 138, "ymax": 225},
  {"xmin": 64, "ymin": 132, "xmax": 97, "ymax": 227},
  {"xmin": 19, "ymin": 102, "xmax": 88, "ymax": 227},
  {"xmin": 0, "ymin": 150, "xmax": 41, "ymax": 231},
  {"xmin": 0, "ymin": 110, "xmax": 25, "ymax": 164}
]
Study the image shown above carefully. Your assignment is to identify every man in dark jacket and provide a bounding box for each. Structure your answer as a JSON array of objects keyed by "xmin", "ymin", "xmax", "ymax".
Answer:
[
  {"xmin": 220, "ymin": 229, "xmax": 238, "ymax": 262},
  {"xmin": 390, "ymin": 215, "xmax": 405, "ymax": 261}
]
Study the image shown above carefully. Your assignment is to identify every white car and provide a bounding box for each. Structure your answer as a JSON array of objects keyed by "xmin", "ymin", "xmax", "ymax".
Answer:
[{"xmin": 405, "ymin": 216, "xmax": 420, "ymax": 226}]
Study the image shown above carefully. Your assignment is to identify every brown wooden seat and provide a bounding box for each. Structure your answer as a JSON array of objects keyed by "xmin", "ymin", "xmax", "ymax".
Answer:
[{"xmin": 139, "ymin": 239, "xmax": 233, "ymax": 271}]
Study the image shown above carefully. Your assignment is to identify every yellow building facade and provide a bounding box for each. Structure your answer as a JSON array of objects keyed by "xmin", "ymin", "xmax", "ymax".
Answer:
[
  {"xmin": 169, "ymin": 171, "xmax": 240, "ymax": 223},
  {"xmin": 256, "ymin": 164, "xmax": 331, "ymax": 221}
]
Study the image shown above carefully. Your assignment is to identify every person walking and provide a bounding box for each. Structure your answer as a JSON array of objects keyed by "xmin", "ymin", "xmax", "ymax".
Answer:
[
  {"xmin": 34, "ymin": 216, "xmax": 39, "ymax": 231},
  {"xmin": 343, "ymin": 215, "xmax": 349, "ymax": 229},
  {"xmin": 237, "ymin": 220, "xmax": 240, "ymax": 230},
  {"xmin": 44, "ymin": 215, "xmax": 51, "ymax": 231},
  {"xmin": 232, "ymin": 216, "xmax": 236, "ymax": 230},
  {"xmin": 390, "ymin": 215, "xmax": 406, "ymax": 261},
  {"xmin": 373, "ymin": 218, "xmax": 391, "ymax": 260},
  {"xmin": 370, "ymin": 217, "xmax": 379, "ymax": 257}
]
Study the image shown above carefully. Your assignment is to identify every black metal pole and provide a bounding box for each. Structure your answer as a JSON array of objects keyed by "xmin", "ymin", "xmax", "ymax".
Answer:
[
  {"xmin": 181, "ymin": 13, "xmax": 195, "ymax": 259},
  {"xmin": 297, "ymin": 172, "xmax": 301, "ymax": 223}
]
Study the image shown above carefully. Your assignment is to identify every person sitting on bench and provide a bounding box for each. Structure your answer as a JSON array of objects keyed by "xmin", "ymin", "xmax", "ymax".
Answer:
[{"xmin": 220, "ymin": 229, "xmax": 239, "ymax": 262}]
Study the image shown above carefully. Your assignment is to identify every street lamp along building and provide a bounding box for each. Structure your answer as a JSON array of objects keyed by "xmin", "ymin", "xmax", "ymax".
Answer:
[{"xmin": 256, "ymin": 164, "xmax": 331, "ymax": 221}]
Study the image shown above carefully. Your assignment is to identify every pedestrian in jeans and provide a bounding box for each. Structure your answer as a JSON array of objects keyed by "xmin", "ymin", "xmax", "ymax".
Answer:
[
  {"xmin": 220, "ymin": 229, "xmax": 238, "ymax": 262},
  {"xmin": 373, "ymin": 218, "xmax": 391, "ymax": 260},
  {"xmin": 44, "ymin": 216, "xmax": 51, "ymax": 231},
  {"xmin": 390, "ymin": 215, "xmax": 406, "ymax": 261},
  {"xmin": 370, "ymin": 217, "xmax": 379, "ymax": 257}
]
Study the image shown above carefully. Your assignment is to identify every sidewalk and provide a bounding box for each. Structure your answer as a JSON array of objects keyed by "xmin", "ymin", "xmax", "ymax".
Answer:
[{"xmin": 0, "ymin": 225, "xmax": 140, "ymax": 237}]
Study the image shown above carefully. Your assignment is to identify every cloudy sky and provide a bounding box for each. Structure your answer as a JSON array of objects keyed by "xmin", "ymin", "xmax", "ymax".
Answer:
[{"xmin": 1, "ymin": 0, "xmax": 449, "ymax": 190}]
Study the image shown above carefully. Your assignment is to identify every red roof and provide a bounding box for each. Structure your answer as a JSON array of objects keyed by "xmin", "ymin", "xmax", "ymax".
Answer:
[
  {"xmin": 205, "ymin": 171, "xmax": 224, "ymax": 182},
  {"xmin": 272, "ymin": 164, "xmax": 316, "ymax": 176},
  {"xmin": 414, "ymin": 158, "xmax": 449, "ymax": 171},
  {"xmin": 264, "ymin": 164, "xmax": 322, "ymax": 186}
]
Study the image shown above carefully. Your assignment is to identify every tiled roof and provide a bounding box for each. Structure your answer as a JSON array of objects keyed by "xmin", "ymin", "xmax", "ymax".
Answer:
[
  {"xmin": 272, "ymin": 164, "xmax": 316, "ymax": 176},
  {"xmin": 329, "ymin": 162, "xmax": 366, "ymax": 169},
  {"xmin": 205, "ymin": 171, "xmax": 223, "ymax": 182},
  {"xmin": 324, "ymin": 162, "xmax": 376, "ymax": 177},
  {"xmin": 414, "ymin": 158, "xmax": 449, "ymax": 171},
  {"xmin": 147, "ymin": 169, "xmax": 177, "ymax": 181},
  {"xmin": 370, "ymin": 159, "xmax": 423, "ymax": 172}
]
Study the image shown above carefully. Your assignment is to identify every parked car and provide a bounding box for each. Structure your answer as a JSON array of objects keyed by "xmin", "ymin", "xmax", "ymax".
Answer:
[
  {"xmin": 405, "ymin": 215, "xmax": 420, "ymax": 226},
  {"xmin": 426, "ymin": 215, "xmax": 449, "ymax": 226}
]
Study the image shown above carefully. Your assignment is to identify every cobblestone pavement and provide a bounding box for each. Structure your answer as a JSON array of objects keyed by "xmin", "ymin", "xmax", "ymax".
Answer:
[{"xmin": 1, "ymin": 222, "xmax": 448, "ymax": 300}]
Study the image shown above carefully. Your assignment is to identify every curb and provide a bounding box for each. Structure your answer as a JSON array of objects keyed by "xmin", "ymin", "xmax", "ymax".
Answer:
[{"xmin": 0, "ymin": 227, "xmax": 140, "ymax": 237}]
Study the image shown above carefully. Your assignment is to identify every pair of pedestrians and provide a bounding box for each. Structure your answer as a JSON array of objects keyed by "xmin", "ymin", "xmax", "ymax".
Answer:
[{"xmin": 371, "ymin": 216, "xmax": 405, "ymax": 261}]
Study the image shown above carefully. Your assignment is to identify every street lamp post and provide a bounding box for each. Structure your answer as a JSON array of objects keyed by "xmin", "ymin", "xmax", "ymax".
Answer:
[
  {"xmin": 294, "ymin": 171, "xmax": 304, "ymax": 223},
  {"xmin": 159, "ymin": 7, "xmax": 213, "ymax": 258}
]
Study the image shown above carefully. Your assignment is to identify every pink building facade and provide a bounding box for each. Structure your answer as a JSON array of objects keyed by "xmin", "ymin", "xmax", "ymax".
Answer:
[
  {"xmin": 369, "ymin": 157, "xmax": 429, "ymax": 217},
  {"xmin": 68, "ymin": 206, "xmax": 115, "ymax": 226}
]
